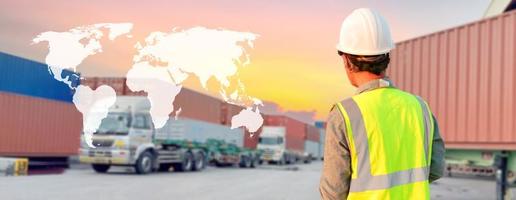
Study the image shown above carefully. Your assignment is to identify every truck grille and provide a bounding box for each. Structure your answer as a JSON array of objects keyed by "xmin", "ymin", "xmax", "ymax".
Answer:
[
  {"xmin": 262, "ymin": 150, "xmax": 275, "ymax": 157},
  {"xmin": 92, "ymin": 139, "xmax": 114, "ymax": 147},
  {"xmin": 88, "ymin": 150, "xmax": 112, "ymax": 157}
]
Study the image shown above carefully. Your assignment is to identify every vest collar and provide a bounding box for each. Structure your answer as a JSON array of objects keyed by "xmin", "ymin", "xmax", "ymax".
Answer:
[{"xmin": 355, "ymin": 77, "xmax": 394, "ymax": 94}]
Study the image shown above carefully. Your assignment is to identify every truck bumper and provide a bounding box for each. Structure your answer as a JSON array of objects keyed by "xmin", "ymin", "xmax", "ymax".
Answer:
[
  {"xmin": 79, "ymin": 149, "xmax": 133, "ymax": 165},
  {"xmin": 260, "ymin": 152, "xmax": 282, "ymax": 162}
]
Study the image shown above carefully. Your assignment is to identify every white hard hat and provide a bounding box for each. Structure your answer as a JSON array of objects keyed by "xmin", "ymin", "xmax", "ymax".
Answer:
[{"xmin": 337, "ymin": 8, "xmax": 395, "ymax": 56}]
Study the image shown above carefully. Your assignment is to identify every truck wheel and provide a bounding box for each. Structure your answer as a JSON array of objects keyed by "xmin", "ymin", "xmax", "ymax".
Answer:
[
  {"xmin": 250, "ymin": 156, "xmax": 258, "ymax": 168},
  {"xmin": 239, "ymin": 156, "xmax": 247, "ymax": 168},
  {"xmin": 304, "ymin": 156, "xmax": 312, "ymax": 164},
  {"xmin": 193, "ymin": 152, "xmax": 206, "ymax": 171},
  {"xmin": 92, "ymin": 164, "xmax": 110, "ymax": 173},
  {"xmin": 135, "ymin": 151, "xmax": 154, "ymax": 174},
  {"xmin": 239, "ymin": 156, "xmax": 252, "ymax": 168},
  {"xmin": 278, "ymin": 156, "xmax": 286, "ymax": 165},
  {"xmin": 173, "ymin": 152, "xmax": 193, "ymax": 172},
  {"xmin": 245, "ymin": 156, "xmax": 252, "ymax": 168}
]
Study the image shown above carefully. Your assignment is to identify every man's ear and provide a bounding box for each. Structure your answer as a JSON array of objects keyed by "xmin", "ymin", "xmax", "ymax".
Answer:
[{"xmin": 343, "ymin": 56, "xmax": 355, "ymax": 72}]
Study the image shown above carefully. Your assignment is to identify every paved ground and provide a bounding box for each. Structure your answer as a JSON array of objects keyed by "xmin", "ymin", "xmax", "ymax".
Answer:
[{"xmin": 0, "ymin": 161, "xmax": 499, "ymax": 200}]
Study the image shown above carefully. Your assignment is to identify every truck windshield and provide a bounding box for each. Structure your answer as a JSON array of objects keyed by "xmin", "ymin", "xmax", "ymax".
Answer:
[
  {"xmin": 259, "ymin": 137, "xmax": 283, "ymax": 145},
  {"xmin": 95, "ymin": 113, "xmax": 131, "ymax": 135}
]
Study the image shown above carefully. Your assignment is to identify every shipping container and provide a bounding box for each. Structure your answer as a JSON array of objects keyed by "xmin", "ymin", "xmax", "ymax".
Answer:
[
  {"xmin": 0, "ymin": 52, "xmax": 82, "ymax": 159},
  {"xmin": 0, "ymin": 92, "xmax": 82, "ymax": 157},
  {"xmin": 388, "ymin": 10, "xmax": 516, "ymax": 180},
  {"xmin": 156, "ymin": 118, "xmax": 245, "ymax": 148},
  {"xmin": 388, "ymin": 10, "xmax": 516, "ymax": 150},
  {"xmin": 222, "ymin": 103, "xmax": 262, "ymax": 149},
  {"xmin": 0, "ymin": 52, "xmax": 79, "ymax": 102},
  {"xmin": 315, "ymin": 121, "xmax": 327, "ymax": 129},
  {"xmin": 304, "ymin": 140, "xmax": 319, "ymax": 160},
  {"xmin": 263, "ymin": 114, "xmax": 306, "ymax": 151},
  {"xmin": 173, "ymin": 88, "xmax": 222, "ymax": 124},
  {"xmin": 222, "ymin": 103, "xmax": 245, "ymax": 126},
  {"xmin": 315, "ymin": 120, "xmax": 326, "ymax": 160},
  {"xmin": 319, "ymin": 128, "xmax": 325, "ymax": 160},
  {"xmin": 305, "ymin": 124, "xmax": 320, "ymax": 142},
  {"xmin": 243, "ymin": 130, "xmax": 260, "ymax": 149},
  {"xmin": 82, "ymin": 77, "xmax": 223, "ymax": 125}
]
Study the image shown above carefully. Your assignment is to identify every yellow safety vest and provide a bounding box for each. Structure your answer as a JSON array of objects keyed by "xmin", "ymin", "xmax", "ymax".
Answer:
[{"xmin": 336, "ymin": 87, "xmax": 434, "ymax": 200}]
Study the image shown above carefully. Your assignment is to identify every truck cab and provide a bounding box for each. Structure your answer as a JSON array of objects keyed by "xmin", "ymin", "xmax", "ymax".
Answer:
[{"xmin": 257, "ymin": 126, "xmax": 296, "ymax": 165}]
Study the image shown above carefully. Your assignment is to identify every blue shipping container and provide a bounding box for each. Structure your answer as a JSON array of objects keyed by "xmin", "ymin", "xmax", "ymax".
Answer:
[
  {"xmin": 0, "ymin": 51, "xmax": 79, "ymax": 103},
  {"xmin": 315, "ymin": 121, "xmax": 325, "ymax": 129}
]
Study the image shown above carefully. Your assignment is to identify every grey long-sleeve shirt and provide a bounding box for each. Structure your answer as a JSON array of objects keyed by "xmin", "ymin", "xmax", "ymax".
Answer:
[{"xmin": 319, "ymin": 79, "xmax": 446, "ymax": 200}]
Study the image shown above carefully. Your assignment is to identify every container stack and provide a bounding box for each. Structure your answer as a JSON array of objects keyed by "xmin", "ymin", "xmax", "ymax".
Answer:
[{"xmin": 0, "ymin": 52, "xmax": 82, "ymax": 167}]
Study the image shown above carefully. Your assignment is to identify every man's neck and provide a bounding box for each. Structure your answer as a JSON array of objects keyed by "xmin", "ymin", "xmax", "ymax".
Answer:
[{"xmin": 354, "ymin": 72, "xmax": 385, "ymax": 88}]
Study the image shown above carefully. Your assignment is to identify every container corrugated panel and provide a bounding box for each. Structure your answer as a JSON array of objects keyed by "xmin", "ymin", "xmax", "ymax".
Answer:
[
  {"xmin": 243, "ymin": 130, "xmax": 260, "ymax": 149},
  {"xmin": 319, "ymin": 129, "xmax": 325, "ymax": 158},
  {"xmin": 80, "ymin": 77, "xmax": 98, "ymax": 89},
  {"xmin": 305, "ymin": 124, "xmax": 320, "ymax": 142},
  {"xmin": 304, "ymin": 140, "xmax": 320, "ymax": 159},
  {"xmin": 96, "ymin": 77, "xmax": 126, "ymax": 96},
  {"xmin": 388, "ymin": 10, "xmax": 516, "ymax": 150},
  {"xmin": 174, "ymin": 88, "xmax": 222, "ymax": 124},
  {"xmin": 222, "ymin": 103, "xmax": 245, "ymax": 126},
  {"xmin": 263, "ymin": 115, "xmax": 306, "ymax": 151},
  {"xmin": 305, "ymin": 140, "xmax": 319, "ymax": 158},
  {"xmin": 156, "ymin": 118, "xmax": 244, "ymax": 148},
  {"xmin": 0, "ymin": 92, "xmax": 82, "ymax": 156},
  {"xmin": 0, "ymin": 52, "xmax": 79, "ymax": 103}
]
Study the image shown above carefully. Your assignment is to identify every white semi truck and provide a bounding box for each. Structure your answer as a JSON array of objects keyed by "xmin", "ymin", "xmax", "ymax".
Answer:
[
  {"xmin": 257, "ymin": 126, "xmax": 312, "ymax": 165},
  {"xmin": 79, "ymin": 96, "xmax": 260, "ymax": 174}
]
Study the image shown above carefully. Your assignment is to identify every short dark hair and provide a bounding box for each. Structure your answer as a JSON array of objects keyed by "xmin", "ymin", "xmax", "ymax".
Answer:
[{"xmin": 338, "ymin": 51, "xmax": 390, "ymax": 75}]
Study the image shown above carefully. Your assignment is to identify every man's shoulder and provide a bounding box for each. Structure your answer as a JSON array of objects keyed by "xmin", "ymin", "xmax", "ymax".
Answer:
[{"xmin": 331, "ymin": 97, "xmax": 355, "ymax": 111}]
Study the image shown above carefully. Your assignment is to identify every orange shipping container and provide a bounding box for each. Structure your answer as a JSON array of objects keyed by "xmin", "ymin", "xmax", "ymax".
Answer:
[
  {"xmin": 0, "ymin": 92, "xmax": 82, "ymax": 156},
  {"xmin": 388, "ymin": 10, "xmax": 516, "ymax": 150}
]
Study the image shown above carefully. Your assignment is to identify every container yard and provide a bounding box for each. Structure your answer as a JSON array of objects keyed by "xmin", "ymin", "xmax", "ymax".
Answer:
[
  {"xmin": 0, "ymin": 53, "xmax": 322, "ymax": 174},
  {"xmin": 2, "ymin": 1, "xmax": 516, "ymax": 199}
]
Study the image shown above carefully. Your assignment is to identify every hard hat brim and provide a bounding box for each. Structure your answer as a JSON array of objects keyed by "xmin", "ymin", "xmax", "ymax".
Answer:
[{"xmin": 336, "ymin": 44, "xmax": 395, "ymax": 56}]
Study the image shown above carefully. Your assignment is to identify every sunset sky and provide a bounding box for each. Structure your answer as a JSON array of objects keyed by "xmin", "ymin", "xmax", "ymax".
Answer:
[{"xmin": 0, "ymin": 0, "xmax": 490, "ymax": 120}]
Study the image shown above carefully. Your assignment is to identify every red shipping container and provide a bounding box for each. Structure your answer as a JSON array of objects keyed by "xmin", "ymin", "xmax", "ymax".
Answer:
[
  {"xmin": 220, "ymin": 103, "xmax": 263, "ymax": 149},
  {"xmin": 0, "ymin": 92, "xmax": 82, "ymax": 156},
  {"xmin": 305, "ymin": 124, "xmax": 320, "ymax": 142},
  {"xmin": 80, "ymin": 77, "xmax": 98, "ymax": 89},
  {"xmin": 96, "ymin": 77, "xmax": 126, "ymax": 96},
  {"xmin": 243, "ymin": 129, "xmax": 261, "ymax": 149},
  {"xmin": 83, "ymin": 77, "xmax": 222, "ymax": 124},
  {"xmin": 174, "ymin": 88, "xmax": 222, "ymax": 124},
  {"xmin": 388, "ymin": 10, "xmax": 516, "ymax": 150},
  {"xmin": 263, "ymin": 114, "xmax": 306, "ymax": 151}
]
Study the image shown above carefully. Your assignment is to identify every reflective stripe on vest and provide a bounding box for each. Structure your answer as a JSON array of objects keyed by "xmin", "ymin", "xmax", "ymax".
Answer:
[{"xmin": 336, "ymin": 88, "xmax": 434, "ymax": 199}]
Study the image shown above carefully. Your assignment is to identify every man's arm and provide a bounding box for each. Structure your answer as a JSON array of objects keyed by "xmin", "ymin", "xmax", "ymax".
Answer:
[
  {"xmin": 320, "ymin": 108, "xmax": 352, "ymax": 200},
  {"xmin": 429, "ymin": 114, "xmax": 446, "ymax": 182}
]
